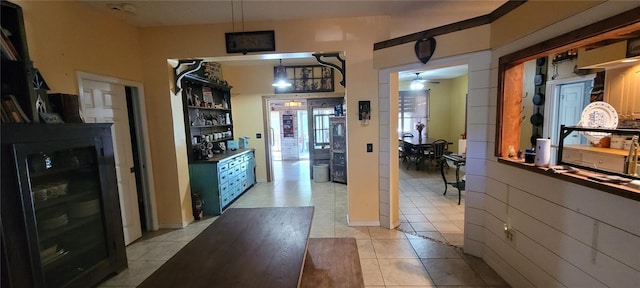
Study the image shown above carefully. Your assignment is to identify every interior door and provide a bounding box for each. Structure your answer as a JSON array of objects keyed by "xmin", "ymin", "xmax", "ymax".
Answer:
[
  {"xmin": 80, "ymin": 80, "xmax": 142, "ymax": 245},
  {"xmin": 269, "ymin": 110, "xmax": 282, "ymax": 161},
  {"xmin": 307, "ymin": 98, "xmax": 343, "ymax": 178},
  {"xmin": 557, "ymin": 82, "xmax": 588, "ymax": 145}
]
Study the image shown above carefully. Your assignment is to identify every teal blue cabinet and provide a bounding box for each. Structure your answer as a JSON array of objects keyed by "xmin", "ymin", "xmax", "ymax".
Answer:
[{"xmin": 189, "ymin": 149, "xmax": 256, "ymax": 215}]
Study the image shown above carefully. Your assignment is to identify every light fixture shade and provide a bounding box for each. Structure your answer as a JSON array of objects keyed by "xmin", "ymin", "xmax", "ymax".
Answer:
[
  {"xmin": 284, "ymin": 100, "xmax": 301, "ymax": 107},
  {"xmin": 410, "ymin": 80, "xmax": 424, "ymax": 90},
  {"xmin": 410, "ymin": 72, "xmax": 425, "ymax": 90},
  {"xmin": 272, "ymin": 59, "xmax": 292, "ymax": 88}
]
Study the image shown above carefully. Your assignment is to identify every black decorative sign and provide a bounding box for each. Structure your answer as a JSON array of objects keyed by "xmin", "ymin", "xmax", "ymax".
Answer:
[
  {"xmin": 415, "ymin": 37, "xmax": 436, "ymax": 64},
  {"xmin": 225, "ymin": 30, "xmax": 275, "ymax": 54},
  {"xmin": 626, "ymin": 37, "xmax": 640, "ymax": 58}
]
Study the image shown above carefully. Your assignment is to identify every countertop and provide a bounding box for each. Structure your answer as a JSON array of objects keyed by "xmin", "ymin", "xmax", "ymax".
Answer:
[
  {"xmin": 191, "ymin": 148, "xmax": 254, "ymax": 164},
  {"xmin": 498, "ymin": 157, "xmax": 640, "ymax": 201}
]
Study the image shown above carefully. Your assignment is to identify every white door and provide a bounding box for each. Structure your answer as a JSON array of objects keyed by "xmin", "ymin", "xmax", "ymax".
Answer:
[
  {"xmin": 81, "ymin": 80, "xmax": 142, "ymax": 245},
  {"xmin": 558, "ymin": 82, "xmax": 586, "ymax": 145}
]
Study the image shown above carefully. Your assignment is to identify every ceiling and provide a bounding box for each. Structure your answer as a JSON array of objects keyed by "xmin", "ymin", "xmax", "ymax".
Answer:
[
  {"xmin": 82, "ymin": 0, "xmax": 504, "ymax": 81},
  {"xmin": 82, "ymin": 0, "xmax": 505, "ymax": 27}
]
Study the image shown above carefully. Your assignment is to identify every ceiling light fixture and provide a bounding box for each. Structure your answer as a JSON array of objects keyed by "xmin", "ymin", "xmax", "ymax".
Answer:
[
  {"xmin": 284, "ymin": 100, "xmax": 302, "ymax": 107},
  {"xmin": 272, "ymin": 59, "xmax": 292, "ymax": 88},
  {"xmin": 410, "ymin": 72, "xmax": 425, "ymax": 90}
]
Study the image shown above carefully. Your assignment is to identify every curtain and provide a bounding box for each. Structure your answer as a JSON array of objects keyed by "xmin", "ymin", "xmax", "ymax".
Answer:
[{"xmin": 398, "ymin": 89, "xmax": 429, "ymax": 139}]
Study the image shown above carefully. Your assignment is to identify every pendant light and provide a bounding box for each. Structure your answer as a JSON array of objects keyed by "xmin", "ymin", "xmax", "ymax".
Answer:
[
  {"xmin": 272, "ymin": 59, "xmax": 292, "ymax": 88},
  {"xmin": 284, "ymin": 100, "xmax": 302, "ymax": 107},
  {"xmin": 410, "ymin": 72, "xmax": 425, "ymax": 90}
]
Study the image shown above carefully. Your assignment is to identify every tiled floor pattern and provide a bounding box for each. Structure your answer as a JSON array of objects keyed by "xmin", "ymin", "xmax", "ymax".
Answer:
[{"xmin": 99, "ymin": 160, "xmax": 508, "ymax": 287}]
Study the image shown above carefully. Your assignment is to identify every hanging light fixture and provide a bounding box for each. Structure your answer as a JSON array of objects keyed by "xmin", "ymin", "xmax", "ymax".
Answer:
[
  {"xmin": 272, "ymin": 59, "xmax": 292, "ymax": 88},
  {"xmin": 284, "ymin": 100, "xmax": 302, "ymax": 107},
  {"xmin": 410, "ymin": 72, "xmax": 425, "ymax": 90}
]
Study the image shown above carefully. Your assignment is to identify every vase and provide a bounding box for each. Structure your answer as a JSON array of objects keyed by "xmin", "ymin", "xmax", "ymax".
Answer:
[{"xmin": 417, "ymin": 132, "xmax": 423, "ymax": 143}]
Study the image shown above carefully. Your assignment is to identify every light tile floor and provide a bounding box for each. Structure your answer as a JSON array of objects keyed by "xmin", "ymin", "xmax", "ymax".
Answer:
[{"xmin": 99, "ymin": 160, "xmax": 509, "ymax": 287}]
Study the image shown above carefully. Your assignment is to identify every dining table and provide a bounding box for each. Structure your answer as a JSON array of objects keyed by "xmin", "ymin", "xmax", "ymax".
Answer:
[
  {"xmin": 440, "ymin": 153, "xmax": 466, "ymax": 205},
  {"xmin": 400, "ymin": 137, "xmax": 452, "ymax": 170}
]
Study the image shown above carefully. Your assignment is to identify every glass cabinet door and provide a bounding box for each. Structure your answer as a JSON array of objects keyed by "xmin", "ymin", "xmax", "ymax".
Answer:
[{"xmin": 13, "ymin": 138, "xmax": 110, "ymax": 287}]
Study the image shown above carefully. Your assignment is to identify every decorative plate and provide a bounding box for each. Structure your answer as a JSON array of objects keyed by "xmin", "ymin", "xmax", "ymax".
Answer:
[{"xmin": 579, "ymin": 101, "xmax": 618, "ymax": 144}]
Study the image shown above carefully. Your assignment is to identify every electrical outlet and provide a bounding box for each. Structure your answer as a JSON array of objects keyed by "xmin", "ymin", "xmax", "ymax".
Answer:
[{"xmin": 504, "ymin": 223, "xmax": 515, "ymax": 242}]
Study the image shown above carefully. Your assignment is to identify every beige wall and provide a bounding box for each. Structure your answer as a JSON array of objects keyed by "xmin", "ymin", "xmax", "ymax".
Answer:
[
  {"xmin": 16, "ymin": 0, "xmax": 143, "ymax": 93},
  {"xmin": 490, "ymin": 0, "xmax": 602, "ymax": 49},
  {"xmin": 449, "ymin": 74, "xmax": 468, "ymax": 152},
  {"xmin": 138, "ymin": 16, "xmax": 392, "ymax": 226}
]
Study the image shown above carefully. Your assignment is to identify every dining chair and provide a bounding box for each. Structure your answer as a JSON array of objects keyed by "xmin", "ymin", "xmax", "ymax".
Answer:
[
  {"xmin": 399, "ymin": 133, "xmax": 414, "ymax": 161},
  {"xmin": 426, "ymin": 139, "xmax": 449, "ymax": 169},
  {"xmin": 403, "ymin": 141, "xmax": 424, "ymax": 170}
]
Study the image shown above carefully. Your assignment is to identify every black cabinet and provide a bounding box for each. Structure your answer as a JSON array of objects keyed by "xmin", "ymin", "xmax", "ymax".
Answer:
[
  {"xmin": 329, "ymin": 116, "xmax": 347, "ymax": 183},
  {"xmin": 181, "ymin": 74, "xmax": 234, "ymax": 162},
  {"xmin": 1, "ymin": 124, "xmax": 127, "ymax": 288},
  {"xmin": 1, "ymin": 1, "xmax": 40, "ymax": 123}
]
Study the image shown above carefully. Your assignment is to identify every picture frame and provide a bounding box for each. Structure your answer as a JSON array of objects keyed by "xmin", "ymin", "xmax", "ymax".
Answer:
[
  {"xmin": 39, "ymin": 112, "xmax": 65, "ymax": 124},
  {"xmin": 626, "ymin": 37, "xmax": 640, "ymax": 58},
  {"xmin": 225, "ymin": 30, "xmax": 275, "ymax": 54},
  {"xmin": 274, "ymin": 65, "xmax": 334, "ymax": 94}
]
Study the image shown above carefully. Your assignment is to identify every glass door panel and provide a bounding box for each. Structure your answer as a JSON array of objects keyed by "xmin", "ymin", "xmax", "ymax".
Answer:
[{"xmin": 14, "ymin": 139, "xmax": 109, "ymax": 287}]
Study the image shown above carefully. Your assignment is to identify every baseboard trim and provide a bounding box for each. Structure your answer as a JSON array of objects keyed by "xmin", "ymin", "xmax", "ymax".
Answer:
[
  {"xmin": 347, "ymin": 217, "xmax": 380, "ymax": 227},
  {"xmin": 158, "ymin": 223, "xmax": 187, "ymax": 229}
]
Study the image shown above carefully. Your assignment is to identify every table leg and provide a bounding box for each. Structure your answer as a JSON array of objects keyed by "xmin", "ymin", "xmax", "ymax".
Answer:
[
  {"xmin": 455, "ymin": 164, "xmax": 461, "ymax": 205},
  {"xmin": 440, "ymin": 158, "xmax": 448, "ymax": 195}
]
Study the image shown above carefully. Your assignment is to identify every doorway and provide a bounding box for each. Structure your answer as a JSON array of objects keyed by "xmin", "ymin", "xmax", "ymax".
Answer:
[
  {"xmin": 264, "ymin": 96, "xmax": 344, "ymax": 182},
  {"xmin": 545, "ymin": 76, "xmax": 594, "ymax": 164},
  {"xmin": 377, "ymin": 51, "xmax": 491, "ymax": 240},
  {"xmin": 267, "ymin": 99, "xmax": 310, "ymax": 182},
  {"xmin": 77, "ymin": 72, "xmax": 157, "ymax": 245}
]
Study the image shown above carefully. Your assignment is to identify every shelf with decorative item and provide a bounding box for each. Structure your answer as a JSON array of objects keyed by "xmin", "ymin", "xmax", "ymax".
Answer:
[
  {"xmin": 188, "ymin": 105, "xmax": 231, "ymax": 112},
  {"xmin": 190, "ymin": 124, "xmax": 233, "ymax": 129}
]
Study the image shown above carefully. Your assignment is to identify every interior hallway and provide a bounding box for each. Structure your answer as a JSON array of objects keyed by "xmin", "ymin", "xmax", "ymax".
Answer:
[{"xmin": 99, "ymin": 160, "xmax": 508, "ymax": 287}]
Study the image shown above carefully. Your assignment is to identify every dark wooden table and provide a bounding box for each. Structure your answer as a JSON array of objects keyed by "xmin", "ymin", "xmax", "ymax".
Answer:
[
  {"xmin": 400, "ymin": 138, "xmax": 452, "ymax": 170},
  {"xmin": 138, "ymin": 207, "xmax": 314, "ymax": 288},
  {"xmin": 440, "ymin": 154, "xmax": 466, "ymax": 204}
]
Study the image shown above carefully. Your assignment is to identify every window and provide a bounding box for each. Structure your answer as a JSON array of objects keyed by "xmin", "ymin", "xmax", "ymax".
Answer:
[
  {"xmin": 497, "ymin": 11, "xmax": 640, "ymax": 157},
  {"xmin": 312, "ymin": 107, "xmax": 334, "ymax": 149},
  {"xmin": 398, "ymin": 90, "xmax": 429, "ymax": 138}
]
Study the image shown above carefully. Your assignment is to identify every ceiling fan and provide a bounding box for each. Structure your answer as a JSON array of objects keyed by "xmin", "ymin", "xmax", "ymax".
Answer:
[{"xmin": 410, "ymin": 72, "xmax": 439, "ymax": 90}]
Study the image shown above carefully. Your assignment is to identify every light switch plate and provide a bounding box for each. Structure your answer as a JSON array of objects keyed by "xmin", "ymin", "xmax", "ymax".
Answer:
[{"xmin": 367, "ymin": 143, "xmax": 373, "ymax": 152}]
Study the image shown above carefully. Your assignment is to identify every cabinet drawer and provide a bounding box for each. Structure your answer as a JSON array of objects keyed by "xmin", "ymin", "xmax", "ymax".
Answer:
[
  {"xmin": 218, "ymin": 162, "xmax": 229, "ymax": 172},
  {"xmin": 232, "ymin": 175, "xmax": 242, "ymax": 186},
  {"xmin": 219, "ymin": 184, "xmax": 230, "ymax": 196},
  {"xmin": 227, "ymin": 168, "xmax": 236, "ymax": 178},
  {"xmin": 228, "ymin": 158, "xmax": 239, "ymax": 168},
  {"xmin": 219, "ymin": 171, "xmax": 230, "ymax": 183},
  {"xmin": 563, "ymin": 149, "xmax": 582, "ymax": 162},
  {"xmin": 243, "ymin": 155, "xmax": 252, "ymax": 162},
  {"xmin": 582, "ymin": 151, "xmax": 625, "ymax": 173}
]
